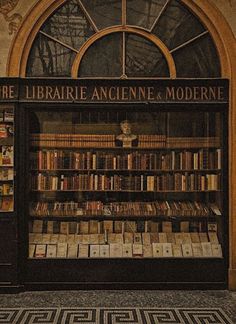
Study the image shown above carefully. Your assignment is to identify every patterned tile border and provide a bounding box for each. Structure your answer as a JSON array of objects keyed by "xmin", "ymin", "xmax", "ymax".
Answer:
[{"xmin": 0, "ymin": 307, "xmax": 233, "ymax": 324}]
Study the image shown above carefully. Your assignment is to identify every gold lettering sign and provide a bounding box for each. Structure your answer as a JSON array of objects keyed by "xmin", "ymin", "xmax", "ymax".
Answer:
[
  {"xmin": 0, "ymin": 81, "xmax": 228, "ymax": 103},
  {"xmin": 0, "ymin": 85, "xmax": 15, "ymax": 99}
]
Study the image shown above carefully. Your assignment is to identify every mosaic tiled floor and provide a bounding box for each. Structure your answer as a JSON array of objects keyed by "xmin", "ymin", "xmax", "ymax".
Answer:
[{"xmin": 0, "ymin": 307, "xmax": 233, "ymax": 324}]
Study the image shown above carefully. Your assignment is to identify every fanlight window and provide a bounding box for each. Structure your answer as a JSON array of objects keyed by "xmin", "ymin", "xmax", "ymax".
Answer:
[{"xmin": 26, "ymin": 0, "xmax": 221, "ymax": 78}]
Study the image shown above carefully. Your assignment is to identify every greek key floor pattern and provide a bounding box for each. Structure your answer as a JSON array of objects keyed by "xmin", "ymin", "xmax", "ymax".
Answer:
[{"xmin": 0, "ymin": 307, "xmax": 233, "ymax": 324}]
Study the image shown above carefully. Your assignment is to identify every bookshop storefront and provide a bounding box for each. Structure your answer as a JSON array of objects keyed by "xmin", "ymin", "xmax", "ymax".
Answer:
[{"xmin": 0, "ymin": 0, "xmax": 235, "ymax": 290}]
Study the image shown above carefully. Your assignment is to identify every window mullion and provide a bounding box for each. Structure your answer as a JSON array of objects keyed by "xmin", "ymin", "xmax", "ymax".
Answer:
[{"xmin": 150, "ymin": 0, "xmax": 170, "ymax": 32}]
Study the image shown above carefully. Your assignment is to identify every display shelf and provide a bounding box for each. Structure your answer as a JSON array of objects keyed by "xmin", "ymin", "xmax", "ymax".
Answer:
[{"xmin": 26, "ymin": 108, "xmax": 225, "ymax": 262}]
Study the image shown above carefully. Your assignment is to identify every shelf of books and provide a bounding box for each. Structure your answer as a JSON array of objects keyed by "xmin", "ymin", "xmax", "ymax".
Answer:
[
  {"xmin": 0, "ymin": 105, "xmax": 14, "ymax": 214},
  {"xmin": 27, "ymin": 109, "xmax": 225, "ymax": 260}
]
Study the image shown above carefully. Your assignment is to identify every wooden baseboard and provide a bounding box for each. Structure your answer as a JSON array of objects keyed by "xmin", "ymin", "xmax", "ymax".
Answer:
[{"xmin": 228, "ymin": 269, "xmax": 236, "ymax": 290}]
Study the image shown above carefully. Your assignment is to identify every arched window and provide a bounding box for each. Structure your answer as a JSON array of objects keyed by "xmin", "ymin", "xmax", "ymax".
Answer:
[{"xmin": 26, "ymin": 0, "xmax": 221, "ymax": 78}]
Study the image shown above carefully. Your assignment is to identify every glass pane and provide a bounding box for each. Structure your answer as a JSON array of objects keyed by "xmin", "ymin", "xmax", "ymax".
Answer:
[
  {"xmin": 41, "ymin": 0, "xmax": 95, "ymax": 51},
  {"xmin": 79, "ymin": 33, "xmax": 122, "ymax": 77},
  {"xmin": 127, "ymin": 0, "xmax": 167, "ymax": 30},
  {"xmin": 26, "ymin": 33, "xmax": 76, "ymax": 77},
  {"xmin": 153, "ymin": 0, "xmax": 206, "ymax": 50},
  {"xmin": 27, "ymin": 107, "xmax": 225, "ymax": 260},
  {"xmin": 126, "ymin": 34, "xmax": 169, "ymax": 77},
  {"xmin": 0, "ymin": 104, "xmax": 14, "ymax": 213},
  {"xmin": 173, "ymin": 35, "xmax": 221, "ymax": 78},
  {"xmin": 80, "ymin": 0, "xmax": 122, "ymax": 30}
]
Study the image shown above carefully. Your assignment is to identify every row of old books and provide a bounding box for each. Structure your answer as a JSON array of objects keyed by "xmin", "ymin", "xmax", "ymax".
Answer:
[
  {"xmin": 137, "ymin": 135, "xmax": 166, "ymax": 148},
  {"xmin": 30, "ymin": 149, "xmax": 221, "ymax": 171},
  {"xmin": 31, "ymin": 173, "xmax": 221, "ymax": 191},
  {"xmin": 30, "ymin": 134, "xmax": 220, "ymax": 149},
  {"xmin": 29, "ymin": 230, "xmax": 219, "ymax": 245},
  {"xmin": 29, "ymin": 232, "xmax": 219, "ymax": 245},
  {"xmin": 30, "ymin": 134, "xmax": 116, "ymax": 148},
  {"xmin": 29, "ymin": 242, "xmax": 222, "ymax": 258},
  {"xmin": 29, "ymin": 200, "xmax": 221, "ymax": 217},
  {"xmin": 30, "ymin": 219, "xmax": 217, "ymax": 235}
]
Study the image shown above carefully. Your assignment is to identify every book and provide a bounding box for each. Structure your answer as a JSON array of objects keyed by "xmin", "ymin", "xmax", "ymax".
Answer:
[
  {"xmin": 199, "ymin": 233, "xmax": 209, "ymax": 243},
  {"xmin": 89, "ymin": 234, "xmax": 99, "ymax": 244},
  {"xmin": 79, "ymin": 221, "xmax": 89, "ymax": 234},
  {"xmin": 57, "ymin": 243, "xmax": 68, "ymax": 258},
  {"xmin": 142, "ymin": 233, "xmax": 151, "ymax": 245},
  {"xmin": 46, "ymin": 244, "xmax": 57, "ymax": 258},
  {"xmin": 150, "ymin": 233, "xmax": 159, "ymax": 243},
  {"xmin": 162, "ymin": 243, "xmax": 173, "ymax": 257},
  {"xmin": 2, "ymin": 146, "xmax": 13, "ymax": 166},
  {"xmin": 98, "ymin": 233, "xmax": 106, "ymax": 244},
  {"xmin": 122, "ymin": 243, "xmax": 133, "ymax": 257},
  {"xmin": 143, "ymin": 244, "xmax": 153, "ymax": 257},
  {"xmin": 211, "ymin": 244, "xmax": 223, "ymax": 257},
  {"xmin": 90, "ymin": 245, "xmax": 100, "ymax": 258},
  {"xmin": 47, "ymin": 221, "xmax": 54, "ymax": 234},
  {"xmin": 28, "ymin": 244, "xmax": 35, "ymax": 258},
  {"xmin": 89, "ymin": 220, "xmax": 99, "ymax": 234},
  {"xmin": 1, "ymin": 196, "xmax": 13, "ymax": 211},
  {"xmin": 78, "ymin": 244, "xmax": 89, "ymax": 258},
  {"xmin": 180, "ymin": 221, "xmax": 190, "ymax": 232},
  {"xmin": 35, "ymin": 244, "xmax": 46, "ymax": 258},
  {"xmin": 192, "ymin": 243, "xmax": 203, "ymax": 257},
  {"xmin": 182, "ymin": 244, "xmax": 193, "ymax": 257},
  {"xmin": 133, "ymin": 244, "xmax": 143, "ymax": 257},
  {"xmin": 50, "ymin": 234, "xmax": 59, "ymax": 244},
  {"xmin": 99, "ymin": 244, "xmax": 110, "ymax": 258},
  {"xmin": 108, "ymin": 233, "xmax": 117, "ymax": 243},
  {"xmin": 190, "ymin": 233, "xmax": 200, "ymax": 243},
  {"xmin": 102, "ymin": 220, "xmax": 113, "ymax": 233},
  {"xmin": 182, "ymin": 233, "xmax": 192, "ymax": 244},
  {"xmin": 110, "ymin": 243, "xmax": 122, "ymax": 257},
  {"xmin": 67, "ymin": 234, "xmax": 75, "ymax": 244},
  {"xmin": 82, "ymin": 234, "xmax": 90, "ymax": 244},
  {"xmin": 172, "ymin": 244, "xmax": 183, "ymax": 257},
  {"xmin": 115, "ymin": 233, "xmax": 124, "ymax": 244},
  {"xmin": 201, "ymin": 242, "xmax": 213, "ymax": 257},
  {"xmin": 158, "ymin": 233, "xmax": 167, "ymax": 243},
  {"xmin": 133, "ymin": 233, "xmax": 142, "ymax": 244},
  {"xmin": 152, "ymin": 243, "xmax": 163, "ymax": 257},
  {"xmin": 58, "ymin": 234, "xmax": 67, "ymax": 243},
  {"xmin": 114, "ymin": 221, "xmax": 123, "ymax": 233},
  {"xmin": 124, "ymin": 232, "xmax": 133, "ymax": 243},
  {"xmin": 32, "ymin": 220, "xmax": 43, "ymax": 233},
  {"xmin": 60, "ymin": 222, "xmax": 69, "ymax": 235},
  {"xmin": 42, "ymin": 234, "xmax": 51, "ymax": 244},
  {"xmin": 166, "ymin": 233, "xmax": 175, "ymax": 244},
  {"xmin": 208, "ymin": 232, "xmax": 219, "ymax": 244},
  {"xmin": 162, "ymin": 221, "xmax": 172, "ymax": 233},
  {"xmin": 74, "ymin": 234, "xmax": 83, "ymax": 244}
]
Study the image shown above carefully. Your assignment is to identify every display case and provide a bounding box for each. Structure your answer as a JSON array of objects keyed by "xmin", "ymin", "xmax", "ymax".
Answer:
[
  {"xmin": 24, "ymin": 103, "xmax": 227, "ymax": 276},
  {"xmin": 0, "ymin": 104, "xmax": 14, "ymax": 214},
  {"xmin": 0, "ymin": 103, "xmax": 18, "ymax": 289}
]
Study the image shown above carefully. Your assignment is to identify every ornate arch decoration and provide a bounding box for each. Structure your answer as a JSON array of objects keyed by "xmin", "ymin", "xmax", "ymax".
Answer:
[{"xmin": 7, "ymin": 0, "xmax": 233, "ymax": 79}]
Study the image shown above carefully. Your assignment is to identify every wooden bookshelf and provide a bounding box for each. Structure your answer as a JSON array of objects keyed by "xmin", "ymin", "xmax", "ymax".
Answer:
[{"xmin": 26, "ymin": 109, "xmax": 225, "ymax": 262}]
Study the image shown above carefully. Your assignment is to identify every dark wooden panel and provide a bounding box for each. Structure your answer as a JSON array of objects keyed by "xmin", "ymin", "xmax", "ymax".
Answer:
[{"xmin": 25, "ymin": 259, "xmax": 227, "ymax": 288}]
